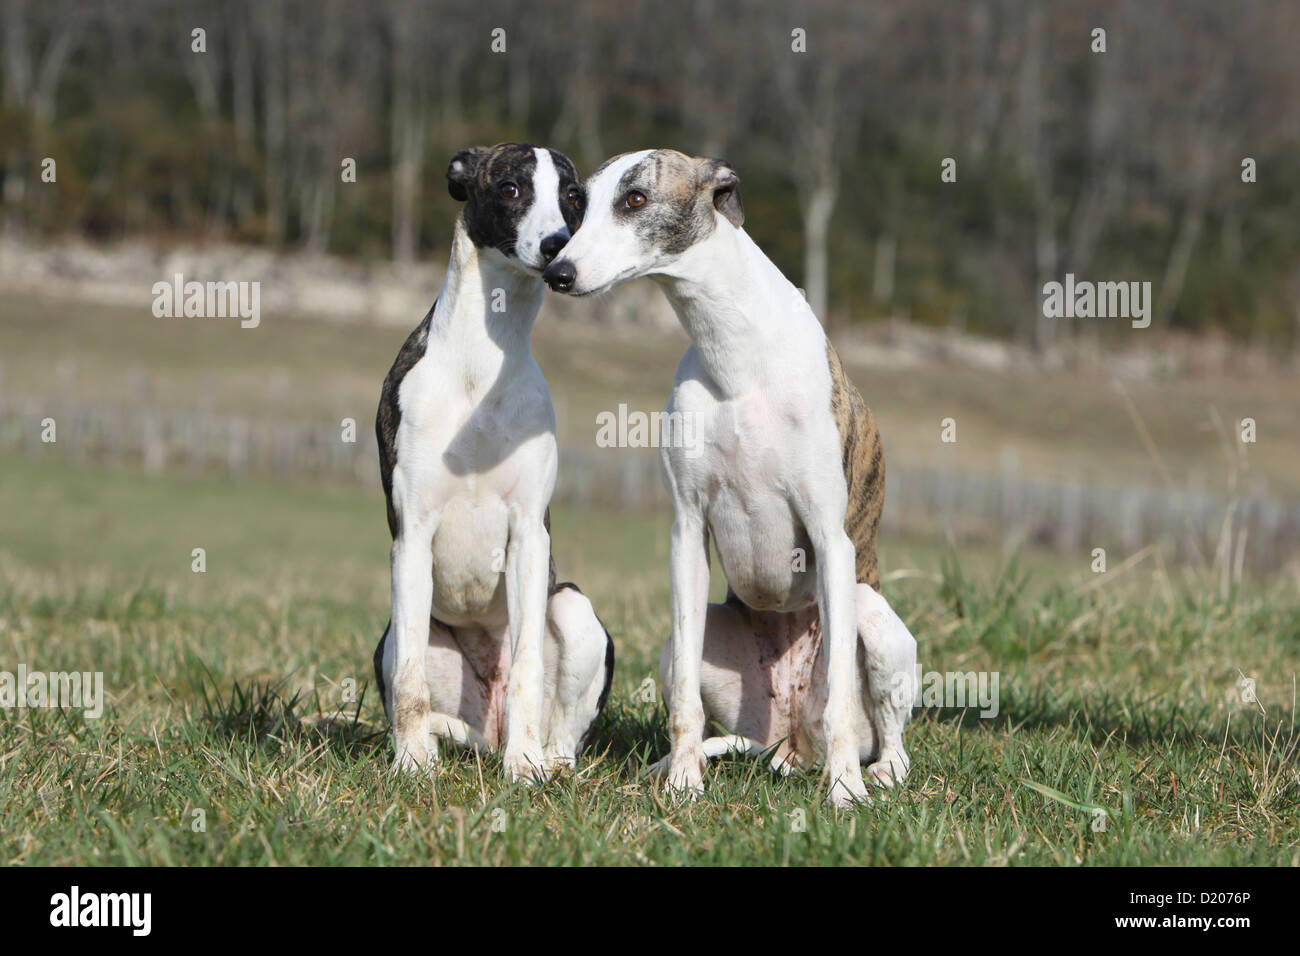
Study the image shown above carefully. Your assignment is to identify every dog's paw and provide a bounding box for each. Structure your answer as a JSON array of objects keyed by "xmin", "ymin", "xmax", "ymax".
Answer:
[
  {"xmin": 826, "ymin": 767, "xmax": 871, "ymax": 808},
  {"xmin": 392, "ymin": 736, "xmax": 437, "ymax": 776},
  {"xmin": 866, "ymin": 752, "xmax": 910, "ymax": 789},
  {"xmin": 504, "ymin": 748, "xmax": 551, "ymax": 785},
  {"xmin": 542, "ymin": 752, "xmax": 577, "ymax": 775},
  {"xmin": 664, "ymin": 751, "xmax": 706, "ymax": 800}
]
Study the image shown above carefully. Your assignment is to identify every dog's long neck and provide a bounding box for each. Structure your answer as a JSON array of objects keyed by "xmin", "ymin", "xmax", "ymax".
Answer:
[
  {"xmin": 652, "ymin": 223, "xmax": 815, "ymax": 396},
  {"xmin": 429, "ymin": 218, "xmax": 545, "ymax": 384}
]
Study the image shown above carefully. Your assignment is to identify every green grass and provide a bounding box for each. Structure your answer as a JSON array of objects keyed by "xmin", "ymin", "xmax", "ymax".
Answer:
[{"xmin": 1, "ymin": 456, "xmax": 1297, "ymax": 865}]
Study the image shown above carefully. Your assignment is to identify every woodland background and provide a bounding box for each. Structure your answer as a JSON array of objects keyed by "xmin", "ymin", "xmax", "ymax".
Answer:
[{"xmin": 3, "ymin": 0, "xmax": 1299, "ymax": 348}]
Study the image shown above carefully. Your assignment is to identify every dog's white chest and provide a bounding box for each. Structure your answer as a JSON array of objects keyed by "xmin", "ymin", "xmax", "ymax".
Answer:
[
  {"xmin": 396, "ymin": 348, "xmax": 555, "ymax": 495},
  {"xmin": 394, "ymin": 350, "xmax": 556, "ymax": 624},
  {"xmin": 663, "ymin": 351, "xmax": 837, "ymax": 611}
]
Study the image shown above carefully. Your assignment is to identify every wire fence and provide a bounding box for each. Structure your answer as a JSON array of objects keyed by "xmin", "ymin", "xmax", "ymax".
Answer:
[{"xmin": 3, "ymin": 394, "xmax": 1297, "ymax": 572}]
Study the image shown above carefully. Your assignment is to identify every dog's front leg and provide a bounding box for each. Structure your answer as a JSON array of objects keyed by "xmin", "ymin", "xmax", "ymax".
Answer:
[
  {"xmin": 809, "ymin": 520, "xmax": 869, "ymax": 807},
  {"xmin": 663, "ymin": 512, "xmax": 711, "ymax": 796},
  {"xmin": 389, "ymin": 513, "xmax": 438, "ymax": 773},
  {"xmin": 503, "ymin": 511, "xmax": 549, "ymax": 783}
]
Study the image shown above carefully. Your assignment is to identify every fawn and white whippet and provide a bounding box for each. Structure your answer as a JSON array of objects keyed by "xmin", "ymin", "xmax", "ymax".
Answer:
[
  {"xmin": 544, "ymin": 149, "xmax": 917, "ymax": 806},
  {"xmin": 375, "ymin": 143, "xmax": 613, "ymax": 782}
]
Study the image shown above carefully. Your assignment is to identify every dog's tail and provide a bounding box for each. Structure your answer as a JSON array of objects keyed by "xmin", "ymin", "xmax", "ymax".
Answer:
[
  {"xmin": 640, "ymin": 735, "xmax": 792, "ymax": 781},
  {"xmin": 373, "ymin": 621, "xmax": 390, "ymax": 721},
  {"xmin": 428, "ymin": 712, "xmax": 493, "ymax": 753}
]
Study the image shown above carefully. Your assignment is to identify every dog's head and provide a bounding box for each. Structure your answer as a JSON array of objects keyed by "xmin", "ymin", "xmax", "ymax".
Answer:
[
  {"xmin": 542, "ymin": 149, "xmax": 743, "ymax": 296},
  {"xmin": 447, "ymin": 143, "xmax": 585, "ymax": 275}
]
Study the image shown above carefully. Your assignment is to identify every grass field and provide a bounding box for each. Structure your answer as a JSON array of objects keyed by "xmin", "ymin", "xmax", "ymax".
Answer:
[{"xmin": 1, "ymin": 455, "xmax": 1297, "ymax": 865}]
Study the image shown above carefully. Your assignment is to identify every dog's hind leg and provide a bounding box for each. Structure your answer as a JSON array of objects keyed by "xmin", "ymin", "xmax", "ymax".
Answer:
[
  {"xmin": 857, "ymin": 584, "xmax": 916, "ymax": 788},
  {"xmin": 539, "ymin": 583, "xmax": 614, "ymax": 770}
]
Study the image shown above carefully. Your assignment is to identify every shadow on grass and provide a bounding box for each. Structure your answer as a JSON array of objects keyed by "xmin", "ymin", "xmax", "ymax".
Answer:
[
  {"xmin": 584, "ymin": 695, "xmax": 669, "ymax": 771},
  {"xmin": 193, "ymin": 672, "xmax": 669, "ymax": 774},
  {"xmin": 195, "ymin": 675, "xmax": 387, "ymax": 760},
  {"xmin": 916, "ymin": 684, "xmax": 1294, "ymax": 752}
]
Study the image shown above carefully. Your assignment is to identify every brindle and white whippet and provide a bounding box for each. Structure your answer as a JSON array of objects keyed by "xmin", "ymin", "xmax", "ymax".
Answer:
[{"xmin": 543, "ymin": 149, "xmax": 916, "ymax": 806}]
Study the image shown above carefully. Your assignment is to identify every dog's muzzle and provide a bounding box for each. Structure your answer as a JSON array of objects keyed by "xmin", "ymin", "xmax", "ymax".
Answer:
[{"xmin": 542, "ymin": 258, "xmax": 576, "ymax": 293}]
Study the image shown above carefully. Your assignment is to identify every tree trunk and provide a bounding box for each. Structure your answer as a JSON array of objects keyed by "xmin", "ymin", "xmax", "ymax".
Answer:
[
  {"xmin": 259, "ymin": 3, "xmax": 287, "ymax": 245},
  {"xmin": 872, "ymin": 170, "xmax": 902, "ymax": 309},
  {"xmin": 1018, "ymin": 7, "xmax": 1057, "ymax": 352},
  {"xmin": 508, "ymin": 47, "xmax": 530, "ymax": 129},
  {"xmin": 391, "ymin": 132, "xmax": 422, "ymax": 263},
  {"xmin": 229, "ymin": 17, "xmax": 256, "ymax": 231},
  {"xmin": 391, "ymin": 64, "xmax": 424, "ymax": 264},
  {"xmin": 872, "ymin": 233, "xmax": 896, "ymax": 307},
  {"xmin": 2, "ymin": 1, "xmax": 81, "ymax": 237},
  {"xmin": 1156, "ymin": 189, "xmax": 1206, "ymax": 329},
  {"xmin": 801, "ymin": 179, "xmax": 835, "ymax": 324}
]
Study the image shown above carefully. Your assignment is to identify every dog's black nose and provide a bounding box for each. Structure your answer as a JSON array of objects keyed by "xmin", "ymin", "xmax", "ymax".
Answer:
[
  {"xmin": 539, "ymin": 231, "xmax": 569, "ymax": 265},
  {"xmin": 543, "ymin": 259, "xmax": 576, "ymax": 292}
]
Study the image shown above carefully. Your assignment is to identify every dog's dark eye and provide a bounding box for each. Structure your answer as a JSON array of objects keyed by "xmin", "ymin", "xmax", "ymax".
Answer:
[
  {"xmin": 500, "ymin": 182, "xmax": 520, "ymax": 200},
  {"xmin": 565, "ymin": 186, "xmax": 584, "ymax": 210},
  {"xmin": 624, "ymin": 190, "xmax": 647, "ymax": 209}
]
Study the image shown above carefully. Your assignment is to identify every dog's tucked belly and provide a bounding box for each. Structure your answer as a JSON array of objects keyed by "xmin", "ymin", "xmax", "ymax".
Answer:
[
  {"xmin": 430, "ymin": 495, "xmax": 509, "ymax": 626},
  {"xmin": 427, "ymin": 624, "xmax": 511, "ymax": 748},
  {"xmin": 700, "ymin": 603, "xmax": 827, "ymax": 764}
]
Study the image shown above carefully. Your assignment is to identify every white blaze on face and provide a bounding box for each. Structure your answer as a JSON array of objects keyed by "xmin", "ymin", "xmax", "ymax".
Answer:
[
  {"xmin": 557, "ymin": 150, "xmax": 654, "ymax": 295},
  {"xmin": 514, "ymin": 147, "xmax": 568, "ymax": 270}
]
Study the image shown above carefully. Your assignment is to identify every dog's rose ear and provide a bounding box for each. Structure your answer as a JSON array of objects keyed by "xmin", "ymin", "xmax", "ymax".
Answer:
[
  {"xmin": 447, "ymin": 147, "xmax": 490, "ymax": 202},
  {"xmin": 700, "ymin": 158, "xmax": 743, "ymax": 228}
]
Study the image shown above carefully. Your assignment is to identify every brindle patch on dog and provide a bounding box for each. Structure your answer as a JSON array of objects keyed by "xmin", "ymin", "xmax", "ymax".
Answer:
[
  {"xmin": 827, "ymin": 342, "xmax": 885, "ymax": 589},
  {"xmin": 375, "ymin": 304, "xmax": 432, "ymax": 538},
  {"xmin": 610, "ymin": 149, "xmax": 736, "ymax": 255}
]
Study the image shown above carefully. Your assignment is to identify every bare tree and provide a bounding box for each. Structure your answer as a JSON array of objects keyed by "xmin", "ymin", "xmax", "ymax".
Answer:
[
  {"xmin": 253, "ymin": 0, "xmax": 289, "ymax": 245},
  {"xmin": 1015, "ymin": 4, "xmax": 1058, "ymax": 351},
  {"xmin": 548, "ymin": 1, "xmax": 605, "ymax": 172},
  {"xmin": 763, "ymin": 1, "xmax": 911, "ymax": 326},
  {"xmin": 388, "ymin": 0, "xmax": 437, "ymax": 263},
  {"xmin": 2, "ymin": 0, "xmax": 83, "ymax": 236},
  {"xmin": 779, "ymin": 57, "xmax": 841, "ymax": 325}
]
